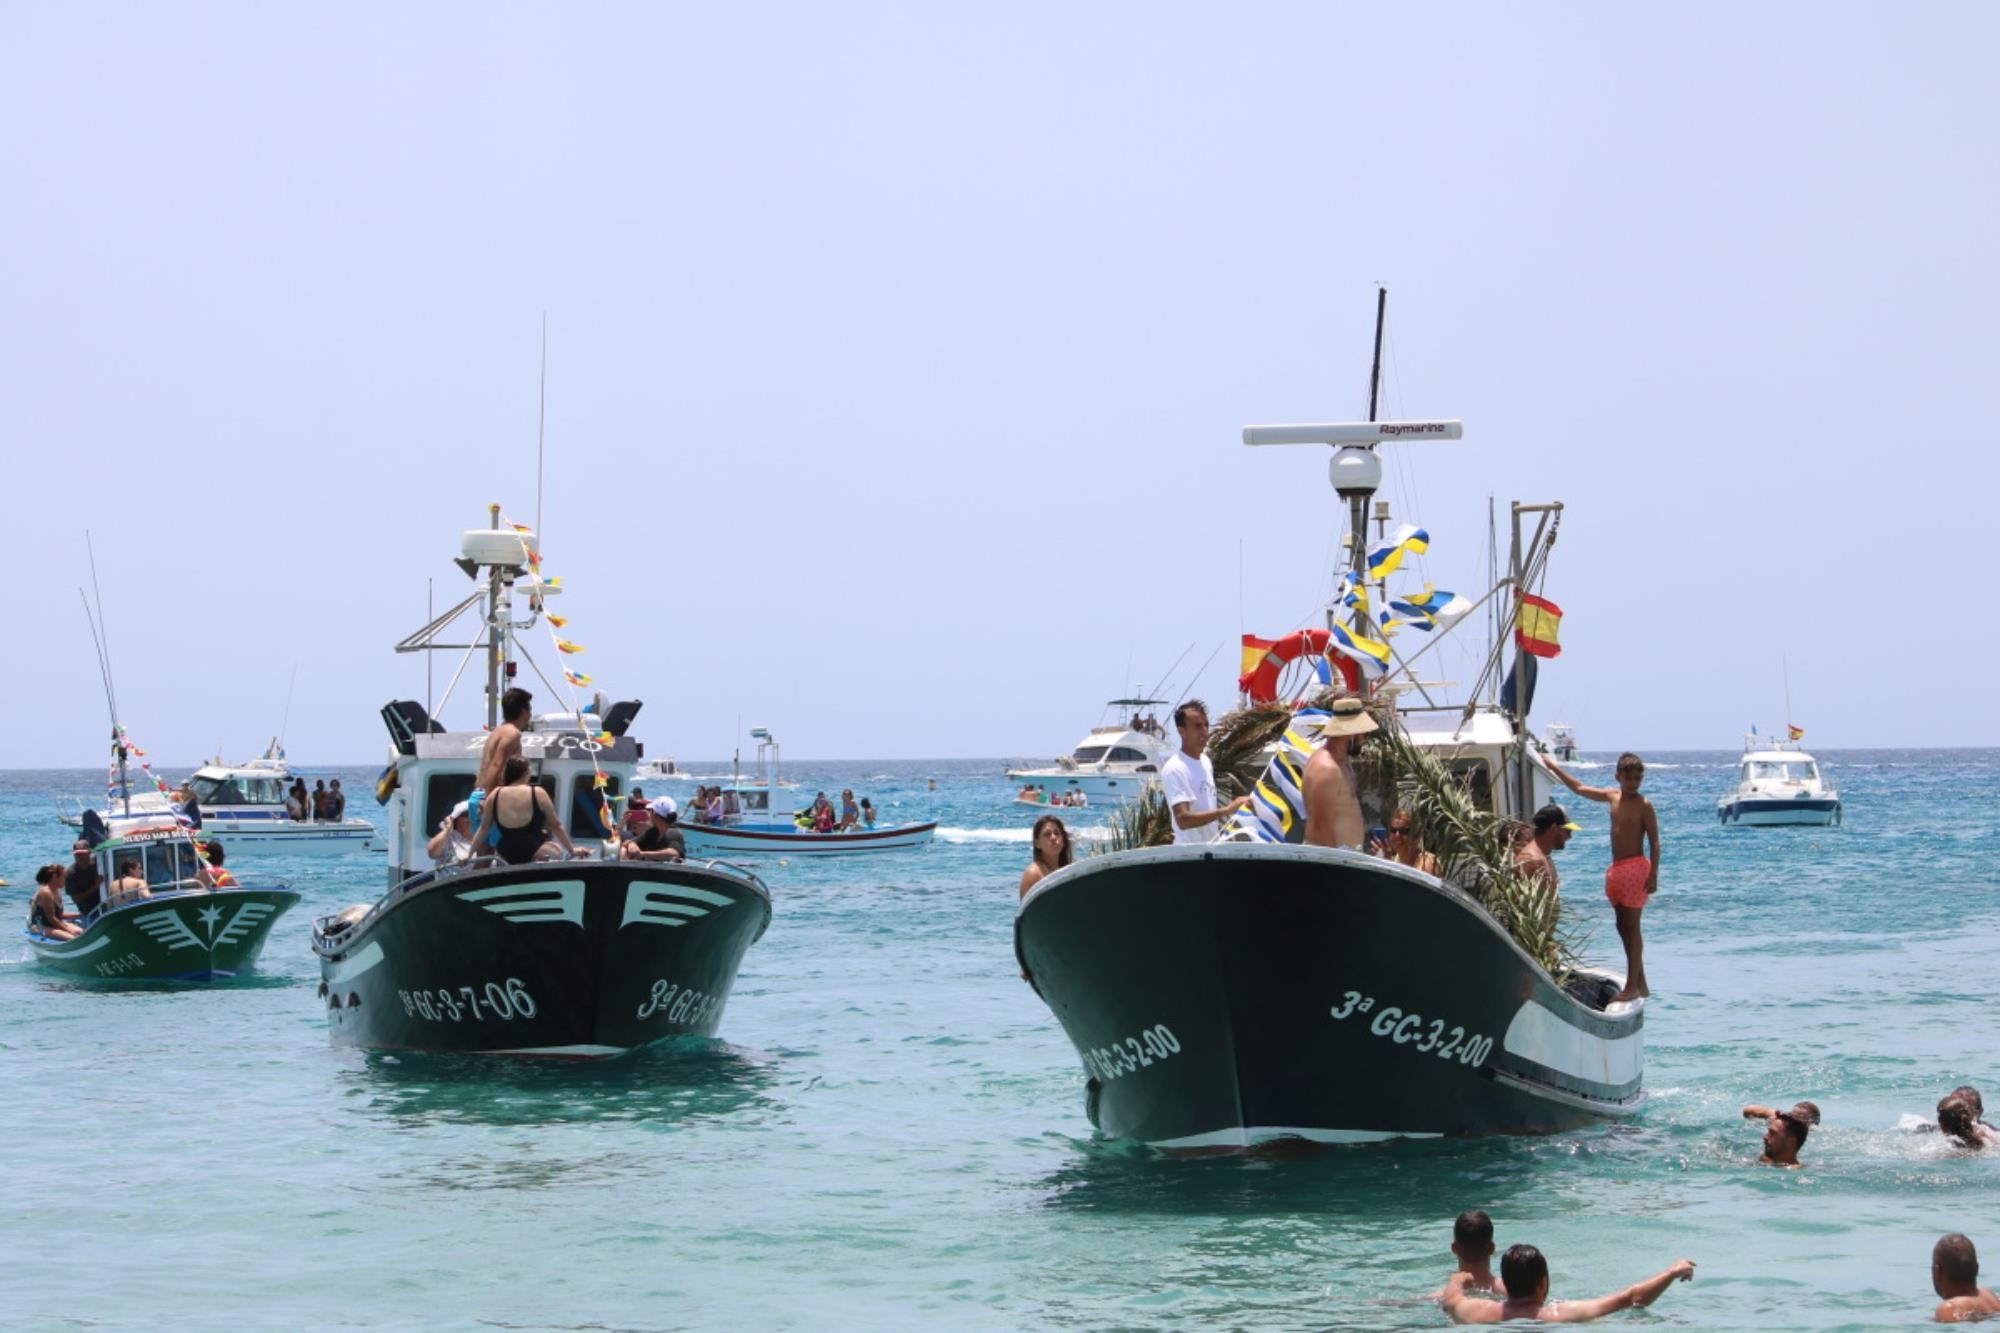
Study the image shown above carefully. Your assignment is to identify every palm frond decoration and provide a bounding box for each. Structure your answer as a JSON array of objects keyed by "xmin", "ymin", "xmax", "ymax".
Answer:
[
  {"xmin": 1369, "ymin": 719, "xmax": 1583, "ymax": 979},
  {"xmin": 1097, "ymin": 784, "xmax": 1173, "ymax": 853}
]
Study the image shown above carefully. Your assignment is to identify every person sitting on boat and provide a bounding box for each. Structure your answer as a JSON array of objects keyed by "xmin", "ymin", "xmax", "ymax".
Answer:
[
  {"xmin": 1019, "ymin": 814, "xmax": 1072, "ymax": 898},
  {"xmin": 427, "ymin": 801, "xmax": 475, "ymax": 867},
  {"xmin": 838, "ymin": 789, "xmax": 861, "ymax": 831},
  {"xmin": 813, "ymin": 802, "xmax": 837, "ymax": 834},
  {"xmin": 705, "ymin": 788, "xmax": 724, "ymax": 824},
  {"xmin": 105, "ymin": 858, "xmax": 151, "ymax": 908},
  {"xmin": 1441, "ymin": 1245, "xmax": 1694, "ymax": 1324},
  {"xmin": 472, "ymin": 756, "xmax": 578, "ymax": 866},
  {"xmin": 1932, "ymin": 1233, "xmax": 2000, "ymax": 1322},
  {"xmin": 1164, "ymin": 700, "xmax": 1251, "ymax": 845},
  {"xmin": 196, "ymin": 840, "xmax": 237, "ymax": 889},
  {"xmin": 622, "ymin": 798, "xmax": 686, "ymax": 863},
  {"xmin": 65, "ymin": 839, "xmax": 103, "ymax": 919},
  {"xmin": 326, "ymin": 779, "xmax": 347, "ymax": 822},
  {"xmin": 623, "ymin": 786, "xmax": 653, "ymax": 836},
  {"xmin": 1432, "ymin": 1210, "xmax": 1508, "ymax": 1300},
  {"xmin": 1372, "ymin": 809, "xmax": 1441, "ymax": 875},
  {"xmin": 860, "ymin": 797, "xmax": 876, "ymax": 828},
  {"xmin": 1301, "ymin": 697, "xmax": 1379, "ymax": 849},
  {"xmin": 28, "ymin": 865, "xmax": 80, "ymax": 940},
  {"xmin": 470, "ymin": 687, "xmax": 534, "ymax": 839}
]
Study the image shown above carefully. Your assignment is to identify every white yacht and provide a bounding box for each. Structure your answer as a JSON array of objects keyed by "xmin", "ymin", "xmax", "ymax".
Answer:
[
  {"xmin": 1006, "ymin": 698, "xmax": 1173, "ymax": 803},
  {"xmin": 1544, "ymin": 722, "xmax": 1579, "ymax": 763},
  {"xmin": 1718, "ymin": 733, "xmax": 1841, "ymax": 827},
  {"xmin": 57, "ymin": 740, "xmax": 374, "ymax": 853}
]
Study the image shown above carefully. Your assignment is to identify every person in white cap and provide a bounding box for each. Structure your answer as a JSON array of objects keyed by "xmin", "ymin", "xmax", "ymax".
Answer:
[
  {"xmin": 427, "ymin": 800, "xmax": 475, "ymax": 867},
  {"xmin": 1302, "ymin": 697, "xmax": 1380, "ymax": 849},
  {"xmin": 622, "ymin": 797, "xmax": 686, "ymax": 863}
]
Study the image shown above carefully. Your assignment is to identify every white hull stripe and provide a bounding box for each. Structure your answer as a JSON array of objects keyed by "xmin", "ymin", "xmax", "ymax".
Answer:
[
  {"xmin": 1150, "ymin": 1124, "xmax": 1441, "ymax": 1149},
  {"xmin": 485, "ymin": 1044, "xmax": 626, "ymax": 1058},
  {"xmin": 1502, "ymin": 1000, "xmax": 1644, "ymax": 1086},
  {"xmin": 324, "ymin": 941, "xmax": 386, "ymax": 985},
  {"xmin": 458, "ymin": 880, "xmax": 586, "ymax": 926},
  {"xmin": 33, "ymin": 933, "xmax": 112, "ymax": 957}
]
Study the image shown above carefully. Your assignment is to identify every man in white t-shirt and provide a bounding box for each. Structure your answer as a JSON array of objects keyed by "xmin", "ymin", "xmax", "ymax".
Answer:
[{"xmin": 1161, "ymin": 699, "xmax": 1249, "ymax": 845}]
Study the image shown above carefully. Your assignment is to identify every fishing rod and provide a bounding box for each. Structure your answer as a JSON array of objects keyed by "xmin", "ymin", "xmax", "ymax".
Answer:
[
  {"xmin": 1144, "ymin": 641, "xmax": 1195, "ymax": 703},
  {"xmin": 1169, "ymin": 641, "xmax": 1225, "ymax": 709}
]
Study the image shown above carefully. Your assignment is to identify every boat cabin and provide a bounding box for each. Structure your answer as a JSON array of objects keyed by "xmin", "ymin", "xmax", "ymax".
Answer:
[
  {"xmin": 1397, "ymin": 703, "xmax": 1552, "ymax": 824},
  {"xmin": 378, "ymin": 700, "xmax": 643, "ymax": 885},
  {"xmin": 185, "ymin": 767, "xmax": 290, "ymax": 809},
  {"xmin": 75, "ymin": 816, "xmax": 208, "ymax": 899},
  {"xmin": 1740, "ymin": 753, "xmax": 1821, "ymax": 786}
]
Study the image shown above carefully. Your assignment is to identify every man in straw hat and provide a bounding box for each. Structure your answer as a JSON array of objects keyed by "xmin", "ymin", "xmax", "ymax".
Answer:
[{"xmin": 1303, "ymin": 696, "xmax": 1379, "ymax": 849}]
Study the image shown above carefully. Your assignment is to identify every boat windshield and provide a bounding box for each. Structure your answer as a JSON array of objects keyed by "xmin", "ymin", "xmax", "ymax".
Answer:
[
  {"xmin": 190, "ymin": 775, "xmax": 288, "ymax": 806},
  {"xmin": 1748, "ymin": 761, "xmax": 1816, "ymax": 782},
  {"xmin": 1104, "ymin": 746, "xmax": 1149, "ymax": 763},
  {"xmin": 1072, "ymin": 745, "xmax": 1109, "ymax": 763}
]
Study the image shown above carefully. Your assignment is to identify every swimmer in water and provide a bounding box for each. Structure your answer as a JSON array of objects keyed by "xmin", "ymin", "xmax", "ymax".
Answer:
[
  {"xmin": 1933, "ymin": 1233, "xmax": 2000, "ymax": 1322},
  {"xmin": 1431, "ymin": 1209, "xmax": 1507, "ymax": 1301},
  {"xmin": 1441, "ymin": 1244, "xmax": 1695, "ymax": 1324},
  {"xmin": 1755, "ymin": 1104, "xmax": 1813, "ymax": 1168}
]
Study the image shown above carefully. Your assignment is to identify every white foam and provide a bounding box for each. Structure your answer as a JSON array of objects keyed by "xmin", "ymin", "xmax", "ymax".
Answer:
[{"xmin": 935, "ymin": 824, "xmax": 1114, "ymax": 844}]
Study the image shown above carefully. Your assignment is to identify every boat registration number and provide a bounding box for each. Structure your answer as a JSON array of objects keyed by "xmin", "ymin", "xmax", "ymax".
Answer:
[
  {"xmin": 636, "ymin": 979, "xmax": 722, "ymax": 1026},
  {"xmin": 1082, "ymin": 1023, "xmax": 1182, "ymax": 1083},
  {"xmin": 1330, "ymin": 991, "xmax": 1494, "ymax": 1067},
  {"xmin": 399, "ymin": 979, "xmax": 540, "ymax": 1023},
  {"xmin": 95, "ymin": 952, "xmax": 148, "ymax": 977}
]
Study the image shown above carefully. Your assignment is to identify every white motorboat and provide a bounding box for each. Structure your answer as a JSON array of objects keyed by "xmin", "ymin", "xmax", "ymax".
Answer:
[
  {"xmin": 1718, "ymin": 733, "xmax": 1841, "ymax": 827},
  {"xmin": 56, "ymin": 740, "xmax": 373, "ymax": 854},
  {"xmin": 1544, "ymin": 722, "xmax": 1579, "ymax": 763},
  {"xmin": 1005, "ymin": 698, "xmax": 1173, "ymax": 803}
]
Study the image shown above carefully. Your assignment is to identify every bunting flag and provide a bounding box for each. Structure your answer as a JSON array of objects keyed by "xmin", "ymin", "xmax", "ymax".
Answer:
[
  {"xmin": 1515, "ymin": 593, "xmax": 1564, "ymax": 658},
  {"xmin": 547, "ymin": 615, "xmax": 568, "ymax": 629},
  {"xmin": 1381, "ymin": 585, "xmax": 1473, "ymax": 634},
  {"xmin": 1788, "ymin": 725, "xmax": 1805, "ymax": 741},
  {"xmin": 1367, "ymin": 525, "xmax": 1429, "ymax": 581},
  {"xmin": 563, "ymin": 669, "xmax": 593, "ymax": 687},
  {"xmin": 555, "ymin": 639, "xmax": 585, "ymax": 655},
  {"xmin": 1327, "ymin": 621, "xmax": 1392, "ymax": 679}
]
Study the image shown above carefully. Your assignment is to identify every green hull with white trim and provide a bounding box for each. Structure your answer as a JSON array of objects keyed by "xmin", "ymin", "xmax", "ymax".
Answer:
[{"xmin": 26, "ymin": 886, "xmax": 301, "ymax": 981}]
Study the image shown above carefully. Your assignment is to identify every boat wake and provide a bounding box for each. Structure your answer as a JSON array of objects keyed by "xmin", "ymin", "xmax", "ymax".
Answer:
[{"xmin": 936, "ymin": 825, "xmax": 1113, "ymax": 845}]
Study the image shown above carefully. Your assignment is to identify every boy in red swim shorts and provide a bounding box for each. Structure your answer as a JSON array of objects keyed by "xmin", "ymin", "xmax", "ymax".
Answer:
[{"xmin": 1546, "ymin": 752, "xmax": 1660, "ymax": 1002}]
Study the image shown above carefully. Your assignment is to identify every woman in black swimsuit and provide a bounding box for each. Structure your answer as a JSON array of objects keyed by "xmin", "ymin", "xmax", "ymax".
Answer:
[
  {"xmin": 29, "ymin": 864, "xmax": 81, "ymax": 940},
  {"xmin": 470, "ymin": 757, "xmax": 579, "ymax": 866}
]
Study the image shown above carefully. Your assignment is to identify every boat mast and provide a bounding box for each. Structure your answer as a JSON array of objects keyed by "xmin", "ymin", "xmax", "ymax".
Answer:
[{"xmin": 485, "ymin": 504, "xmax": 505, "ymax": 730}]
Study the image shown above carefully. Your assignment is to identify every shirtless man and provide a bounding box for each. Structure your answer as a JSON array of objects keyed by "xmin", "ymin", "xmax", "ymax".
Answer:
[
  {"xmin": 1516, "ymin": 805, "xmax": 1577, "ymax": 888},
  {"xmin": 1934, "ymin": 1234, "xmax": 2000, "ymax": 1322},
  {"xmin": 1546, "ymin": 752, "xmax": 1659, "ymax": 1001},
  {"xmin": 1938, "ymin": 1095, "xmax": 1999, "ymax": 1150},
  {"xmin": 1442, "ymin": 1244, "xmax": 1694, "ymax": 1324},
  {"xmin": 471, "ymin": 687, "xmax": 534, "ymax": 841},
  {"xmin": 1752, "ymin": 1104, "xmax": 1812, "ymax": 1168},
  {"xmin": 1302, "ymin": 697, "xmax": 1378, "ymax": 849},
  {"xmin": 1432, "ymin": 1210, "xmax": 1508, "ymax": 1301}
]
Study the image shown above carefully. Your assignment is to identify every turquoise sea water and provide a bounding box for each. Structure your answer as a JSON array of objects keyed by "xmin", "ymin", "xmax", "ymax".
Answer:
[{"xmin": 3, "ymin": 750, "xmax": 1998, "ymax": 1330}]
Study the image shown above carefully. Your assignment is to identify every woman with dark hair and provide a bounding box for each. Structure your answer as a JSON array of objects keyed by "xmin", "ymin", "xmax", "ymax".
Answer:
[
  {"xmin": 1019, "ymin": 815, "xmax": 1072, "ymax": 898},
  {"xmin": 472, "ymin": 756, "xmax": 578, "ymax": 865},
  {"xmin": 29, "ymin": 865, "xmax": 81, "ymax": 940}
]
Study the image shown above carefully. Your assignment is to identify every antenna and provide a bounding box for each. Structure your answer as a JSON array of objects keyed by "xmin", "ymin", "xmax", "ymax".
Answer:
[
  {"xmin": 1782, "ymin": 652, "xmax": 1794, "ymax": 734},
  {"xmin": 84, "ymin": 532, "xmax": 119, "ymax": 726},
  {"xmin": 535, "ymin": 314, "xmax": 548, "ymax": 544},
  {"xmin": 278, "ymin": 662, "xmax": 298, "ymax": 748}
]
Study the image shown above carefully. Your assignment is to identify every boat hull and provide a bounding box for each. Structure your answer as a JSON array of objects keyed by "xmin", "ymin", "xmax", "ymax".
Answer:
[
  {"xmin": 26, "ymin": 886, "xmax": 301, "ymax": 981},
  {"xmin": 313, "ymin": 859, "xmax": 771, "ymax": 1058},
  {"xmin": 1719, "ymin": 797, "xmax": 1841, "ymax": 827},
  {"xmin": 58, "ymin": 808, "xmax": 373, "ymax": 852},
  {"xmin": 678, "ymin": 822, "xmax": 937, "ymax": 856},
  {"xmin": 1004, "ymin": 768, "xmax": 1156, "ymax": 803},
  {"xmin": 1015, "ymin": 844, "xmax": 1643, "ymax": 1150}
]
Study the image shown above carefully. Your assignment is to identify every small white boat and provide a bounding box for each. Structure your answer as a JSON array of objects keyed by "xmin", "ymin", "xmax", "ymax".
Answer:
[
  {"xmin": 1718, "ymin": 734, "xmax": 1841, "ymax": 827},
  {"xmin": 1544, "ymin": 722, "xmax": 1579, "ymax": 763},
  {"xmin": 57, "ymin": 741, "xmax": 373, "ymax": 854},
  {"xmin": 1006, "ymin": 698, "xmax": 1172, "ymax": 804},
  {"xmin": 678, "ymin": 730, "xmax": 934, "ymax": 856}
]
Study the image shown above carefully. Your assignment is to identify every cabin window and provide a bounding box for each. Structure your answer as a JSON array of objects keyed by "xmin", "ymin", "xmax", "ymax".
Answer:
[
  {"xmin": 569, "ymin": 774, "xmax": 622, "ymax": 838},
  {"xmin": 740, "ymin": 790, "xmax": 768, "ymax": 813},
  {"xmin": 246, "ymin": 777, "xmax": 286, "ymax": 804},
  {"xmin": 1072, "ymin": 746, "xmax": 1109, "ymax": 763},
  {"xmin": 141, "ymin": 842, "xmax": 197, "ymax": 887},
  {"xmin": 1106, "ymin": 747, "xmax": 1147, "ymax": 762},
  {"xmin": 424, "ymin": 773, "xmax": 478, "ymax": 832},
  {"xmin": 191, "ymin": 776, "xmax": 247, "ymax": 805},
  {"xmin": 1446, "ymin": 759, "xmax": 1494, "ymax": 815}
]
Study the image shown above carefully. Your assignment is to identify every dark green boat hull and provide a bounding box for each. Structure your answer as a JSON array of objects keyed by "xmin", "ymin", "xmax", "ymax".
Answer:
[{"xmin": 25, "ymin": 887, "xmax": 301, "ymax": 981}]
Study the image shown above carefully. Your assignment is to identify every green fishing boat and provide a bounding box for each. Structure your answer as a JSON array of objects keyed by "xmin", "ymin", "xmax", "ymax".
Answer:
[{"xmin": 24, "ymin": 819, "xmax": 298, "ymax": 982}]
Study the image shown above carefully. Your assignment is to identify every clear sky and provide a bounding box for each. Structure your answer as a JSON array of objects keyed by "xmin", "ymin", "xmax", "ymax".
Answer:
[{"xmin": 4, "ymin": 3, "xmax": 1994, "ymax": 768}]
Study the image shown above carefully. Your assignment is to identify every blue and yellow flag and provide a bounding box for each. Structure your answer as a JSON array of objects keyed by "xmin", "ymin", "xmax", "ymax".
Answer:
[
  {"xmin": 1367, "ymin": 524, "xmax": 1429, "ymax": 580},
  {"xmin": 1327, "ymin": 621, "xmax": 1392, "ymax": 679}
]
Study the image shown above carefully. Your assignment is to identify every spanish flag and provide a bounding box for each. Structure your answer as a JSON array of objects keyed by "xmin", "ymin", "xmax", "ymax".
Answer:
[
  {"xmin": 1788, "ymin": 724, "xmax": 1805, "ymax": 741},
  {"xmin": 1515, "ymin": 593, "xmax": 1563, "ymax": 658},
  {"xmin": 1240, "ymin": 634, "xmax": 1277, "ymax": 676}
]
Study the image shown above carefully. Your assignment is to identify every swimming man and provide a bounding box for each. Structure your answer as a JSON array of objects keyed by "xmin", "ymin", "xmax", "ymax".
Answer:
[
  {"xmin": 1933, "ymin": 1234, "xmax": 2000, "ymax": 1322},
  {"xmin": 1441, "ymin": 1244, "xmax": 1694, "ymax": 1324}
]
